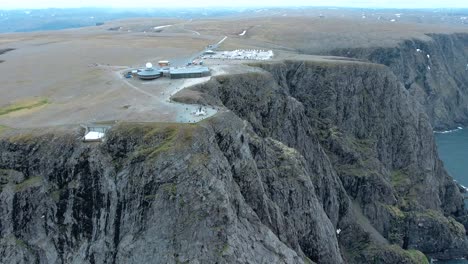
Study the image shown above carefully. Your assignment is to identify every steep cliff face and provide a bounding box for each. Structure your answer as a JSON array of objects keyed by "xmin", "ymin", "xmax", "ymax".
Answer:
[
  {"xmin": 176, "ymin": 59, "xmax": 468, "ymax": 260},
  {"xmin": 329, "ymin": 33, "xmax": 468, "ymax": 130},
  {"xmin": 0, "ymin": 120, "xmax": 345, "ymax": 264},
  {"xmin": 0, "ymin": 59, "xmax": 466, "ymax": 264},
  {"xmin": 254, "ymin": 61, "xmax": 468, "ymax": 260}
]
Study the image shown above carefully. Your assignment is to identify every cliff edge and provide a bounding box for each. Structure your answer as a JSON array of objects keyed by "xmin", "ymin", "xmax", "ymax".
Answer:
[{"xmin": 1, "ymin": 58, "xmax": 466, "ymax": 263}]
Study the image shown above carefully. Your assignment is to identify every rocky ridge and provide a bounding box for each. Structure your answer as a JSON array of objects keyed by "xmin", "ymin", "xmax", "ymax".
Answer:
[
  {"xmin": 328, "ymin": 33, "xmax": 468, "ymax": 130},
  {"xmin": 1, "ymin": 35, "xmax": 468, "ymax": 263}
]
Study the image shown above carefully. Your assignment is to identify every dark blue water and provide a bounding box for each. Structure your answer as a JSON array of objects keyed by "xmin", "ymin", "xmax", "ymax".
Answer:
[
  {"xmin": 436, "ymin": 129, "xmax": 468, "ymax": 188},
  {"xmin": 436, "ymin": 260, "xmax": 468, "ymax": 264},
  {"xmin": 435, "ymin": 128, "xmax": 468, "ymax": 264}
]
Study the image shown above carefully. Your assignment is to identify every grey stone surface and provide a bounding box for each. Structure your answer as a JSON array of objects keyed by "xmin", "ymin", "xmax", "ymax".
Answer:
[{"xmin": 329, "ymin": 33, "xmax": 468, "ymax": 130}]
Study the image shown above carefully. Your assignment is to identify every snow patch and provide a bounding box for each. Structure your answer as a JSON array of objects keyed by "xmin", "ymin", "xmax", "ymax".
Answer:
[{"xmin": 153, "ymin": 25, "xmax": 172, "ymax": 30}]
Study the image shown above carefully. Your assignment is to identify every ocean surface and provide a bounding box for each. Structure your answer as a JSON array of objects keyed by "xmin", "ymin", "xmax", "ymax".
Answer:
[
  {"xmin": 435, "ymin": 128, "xmax": 468, "ymax": 264},
  {"xmin": 436, "ymin": 128, "xmax": 468, "ymax": 190}
]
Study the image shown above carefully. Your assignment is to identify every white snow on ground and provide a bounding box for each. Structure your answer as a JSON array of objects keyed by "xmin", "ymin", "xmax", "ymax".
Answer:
[
  {"xmin": 153, "ymin": 25, "xmax": 172, "ymax": 30},
  {"xmin": 239, "ymin": 30, "xmax": 247, "ymax": 36},
  {"xmin": 202, "ymin": 49, "xmax": 274, "ymax": 61}
]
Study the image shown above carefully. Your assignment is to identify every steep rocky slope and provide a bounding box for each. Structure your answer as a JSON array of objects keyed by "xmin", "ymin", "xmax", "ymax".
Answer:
[
  {"xmin": 1, "ymin": 59, "xmax": 467, "ymax": 263},
  {"xmin": 328, "ymin": 33, "xmax": 468, "ymax": 130},
  {"xmin": 176, "ymin": 59, "xmax": 468, "ymax": 261}
]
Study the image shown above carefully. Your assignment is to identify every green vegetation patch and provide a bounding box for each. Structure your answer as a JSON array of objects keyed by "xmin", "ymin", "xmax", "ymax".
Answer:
[
  {"xmin": 368, "ymin": 245, "xmax": 429, "ymax": 264},
  {"xmin": 144, "ymin": 194, "xmax": 157, "ymax": 200},
  {"xmin": 51, "ymin": 189, "xmax": 65, "ymax": 202},
  {"xmin": 403, "ymin": 249, "xmax": 429, "ymax": 264},
  {"xmin": 344, "ymin": 232, "xmax": 371, "ymax": 260},
  {"xmin": 124, "ymin": 123, "xmax": 198, "ymax": 160},
  {"xmin": 303, "ymin": 256, "xmax": 314, "ymax": 264},
  {"xmin": 15, "ymin": 238, "xmax": 28, "ymax": 248},
  {"xmin": 218, "ymin": 243, "xmax": 230, "ymax": 256},
  {"xmin": 384, "ymin": 204, "xmax": 405, "ymax": 219},
  {"xmin": 413, "ymin": 210, "xmax": 466, "ymax": 236},
  {"xmin": 448, "ymin": 216, "xmax": 466, "ymax": 235},
  {"xmin": 15, "ymin": 176, "xmax": 42, "ymax": 192},
  {"xmin": 382, "ymin": 203, "xmax": 407, "ymax": 245},
  {"xmin": 0, "ymin": 98, "xmax": 49, "ymax": 116},
  {"xmin": 162, "ymin": 183, "xmax": 177, "ymax": 199},
  {"xmin": 352, "ymin": 138, "xmax": 376, "ymax": 154},
  {"xmin": 391, "ymin": 170, "xmax": 411, "ymax": 188}
]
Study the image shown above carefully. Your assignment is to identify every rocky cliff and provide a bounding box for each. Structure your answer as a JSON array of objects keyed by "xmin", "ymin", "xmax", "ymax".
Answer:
[
  {"xmin": 328, "ymin": 33, "xmax": 468, "ymax": 130},
  {"xmin": 176, "ymin": 59, "xmax": 468, "ymax": 261},
  {"xmin": 1, "ymin": 58, "xmax": 467, "ymax": 263}
]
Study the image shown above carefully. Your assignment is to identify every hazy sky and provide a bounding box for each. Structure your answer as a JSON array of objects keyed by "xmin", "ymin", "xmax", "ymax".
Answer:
[{"xmin": 0, "ymin": 0, "xmax": 467, "ymax": 9}]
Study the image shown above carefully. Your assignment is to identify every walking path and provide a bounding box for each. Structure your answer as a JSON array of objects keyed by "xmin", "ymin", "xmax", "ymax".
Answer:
[{"xmin": 109, "ymin": 36, "xmax": 231, "ymax": 124}]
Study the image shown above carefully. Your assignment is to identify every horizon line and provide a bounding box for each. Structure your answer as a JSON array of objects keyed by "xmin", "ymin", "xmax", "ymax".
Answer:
[{"xmin": 1, "ymin": 6, "xmax": 468, "ymax": 11}]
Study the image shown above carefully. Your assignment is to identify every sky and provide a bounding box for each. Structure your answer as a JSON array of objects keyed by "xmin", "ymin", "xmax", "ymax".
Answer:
[{"xmin": 0, "ymin": 0, "xmax": 467, "ymax": 9}]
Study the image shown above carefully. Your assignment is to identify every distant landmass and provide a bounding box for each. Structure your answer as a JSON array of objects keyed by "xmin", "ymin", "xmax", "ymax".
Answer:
[
  {"xmin": 0, "ymin": 8, "xmax": 246, "ymax": 33},
  {"xmin": 0, "ymin": 7, "xmax": 467, "ymax": 33}
]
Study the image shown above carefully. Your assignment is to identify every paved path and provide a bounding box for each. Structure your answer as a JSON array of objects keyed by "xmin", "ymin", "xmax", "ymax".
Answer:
[
  {"xmin": 117, "ymin": 70, "xmax": 219, "ymax": 124},
  {"xmin": 182, "ymin": 36, "xmax": 228, "ymax": 66},
  {"xmin": 111, "ymin": 36, "xmax": 231, "ymax": 123}
]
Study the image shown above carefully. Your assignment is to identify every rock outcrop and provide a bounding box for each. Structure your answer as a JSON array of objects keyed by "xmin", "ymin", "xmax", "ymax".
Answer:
[
  {"xmin": 1, "ymin": 57, "xmax": 467, "ymax": 263},
  {"xmin": 328, "ymin": 33, "xmax": 468, "ymax": 130}
]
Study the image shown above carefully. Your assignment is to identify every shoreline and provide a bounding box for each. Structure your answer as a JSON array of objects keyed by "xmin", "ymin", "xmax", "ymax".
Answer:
[{"xmin": 434, "ymin": 127, "xmax": 463, "ymax": 134}]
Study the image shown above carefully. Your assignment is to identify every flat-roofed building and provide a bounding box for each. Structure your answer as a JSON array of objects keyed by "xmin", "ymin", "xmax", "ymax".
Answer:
[
  {"xmin": 81, "ymin": 124, "xmax": 112, "ymax": 142},
  {"xmin": 169, "ymin": 66, "xmax": 210, "ymax": 79}
]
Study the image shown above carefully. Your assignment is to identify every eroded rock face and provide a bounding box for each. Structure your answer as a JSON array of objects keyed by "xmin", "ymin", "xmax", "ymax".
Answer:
[
  {"xmin": 177, "ymin": 59, "xmax": 468, "ymax": 261},
  {"xmin": 0, "ymin": 58, "xmax": 467, "ymax": 264},
  {"xmin": 329, "ymin": 33, "xmax": 468, "ymax": 130},
  {"xmin": 0, "ymin": 121, "xmax": 341, "ymax": 264}
]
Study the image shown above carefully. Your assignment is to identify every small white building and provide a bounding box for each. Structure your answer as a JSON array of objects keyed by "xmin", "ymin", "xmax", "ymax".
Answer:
[
  {"xmin": 84, "ymin": 131, "xmax": 105, "ymax": 142},
  {"xmin": 82, "ymin": 124, "xmax": 111, "ymax": 142}
]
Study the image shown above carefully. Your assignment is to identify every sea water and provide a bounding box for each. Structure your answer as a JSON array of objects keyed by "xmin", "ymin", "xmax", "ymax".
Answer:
[
  {"xmin": 435, "ymin": 128, "xmax": 468, "ymax": 191},
  {"xmin": 436, "ymin": 260, "xmax": 468, "ymax": 264},
  {"xmin": 435, "ymin": 128, "xmax": 468, "ymax": 264}
]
